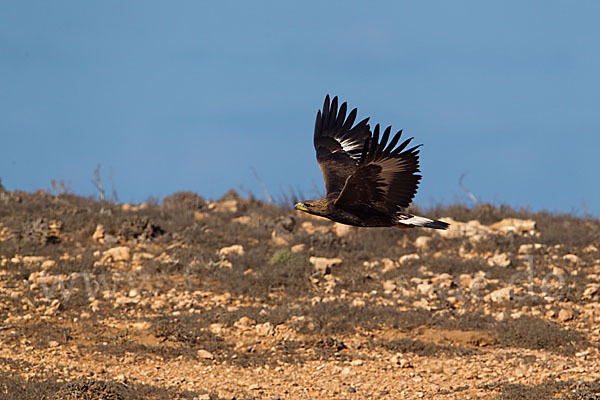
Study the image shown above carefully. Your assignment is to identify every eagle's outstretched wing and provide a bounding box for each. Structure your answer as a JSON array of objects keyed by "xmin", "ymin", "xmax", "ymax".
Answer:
[
  {"xmin": 334, "ymin": 124, "xmax": 422, "ymax": 213},
  {"xmin": 314, "ymin": 95, "xmax": 371, "ymax": 197}
]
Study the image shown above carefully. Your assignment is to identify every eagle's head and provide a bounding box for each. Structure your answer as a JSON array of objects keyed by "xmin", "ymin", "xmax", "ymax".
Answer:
[{"xmin": 294, "ymin": 199, "xmax": 328, "ymax": 216}]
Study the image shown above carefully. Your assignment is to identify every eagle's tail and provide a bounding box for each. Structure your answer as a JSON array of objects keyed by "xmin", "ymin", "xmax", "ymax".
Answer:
[{"xmin": 394, "ymin": 214, "xmax": 449, "ymax": 230}]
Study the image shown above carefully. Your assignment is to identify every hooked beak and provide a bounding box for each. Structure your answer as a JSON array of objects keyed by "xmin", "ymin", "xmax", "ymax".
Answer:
[{"xmin": 295, "ymin": 202, "xmax": 308, "ymax": 212}]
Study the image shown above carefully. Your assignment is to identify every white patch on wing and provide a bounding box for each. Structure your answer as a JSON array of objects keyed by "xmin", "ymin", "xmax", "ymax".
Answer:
[
  {"xmin": 333, "ymin": 138, "xmax": 363, "ymax": 159},
  {"xmin": 395, "ymin": 214, "xmax": 434, "ymax": 226}
]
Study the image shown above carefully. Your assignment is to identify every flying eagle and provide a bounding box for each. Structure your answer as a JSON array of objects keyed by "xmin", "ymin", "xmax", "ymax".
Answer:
[{"xmin": 295, "ymin": 95, "xmax": 449, "ymax": 230}]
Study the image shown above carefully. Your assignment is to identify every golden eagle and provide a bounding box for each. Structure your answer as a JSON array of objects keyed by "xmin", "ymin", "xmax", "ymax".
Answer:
[{"xmin": 295, "ymin": 95, "xmax": 449, "ymax": 230}]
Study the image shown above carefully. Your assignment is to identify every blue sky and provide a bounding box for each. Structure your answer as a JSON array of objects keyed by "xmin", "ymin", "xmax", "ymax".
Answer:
[{"xmin": 1, "ymin": 1, "xmax": 599, "ymax": 215}]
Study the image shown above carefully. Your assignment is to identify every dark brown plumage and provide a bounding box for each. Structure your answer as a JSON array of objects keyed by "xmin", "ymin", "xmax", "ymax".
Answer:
[{"xmin": 295, "ymin": 95, "xmax": 449, "ymax": 229}]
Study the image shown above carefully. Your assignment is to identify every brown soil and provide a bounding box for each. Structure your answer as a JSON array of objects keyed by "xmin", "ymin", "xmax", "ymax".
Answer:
[{"xmin": 0, "ymin": 189, "xmax": 599, "ymax": 399}]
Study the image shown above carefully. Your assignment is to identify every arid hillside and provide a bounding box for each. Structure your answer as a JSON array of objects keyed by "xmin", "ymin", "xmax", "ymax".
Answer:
[{"xmin": 0, "ymin": 189, "xmax": 599, "ymax": 400}]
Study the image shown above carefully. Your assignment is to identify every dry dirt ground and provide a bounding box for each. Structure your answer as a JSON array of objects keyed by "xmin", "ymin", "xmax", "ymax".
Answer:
[{"xmin": 1, "ymin": 188, "xmax": 600, "ymax": 400}]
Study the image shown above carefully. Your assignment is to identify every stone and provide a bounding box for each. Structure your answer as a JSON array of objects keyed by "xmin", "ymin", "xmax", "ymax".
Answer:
[
  {"xmin": 41, "ymin": 259, "xmax": 57, "ymax": 269},
  {"xmin": 290, "ymin": 244, "xmax": 305, "ymax": 253},
  {"xmin": 381, "ymin": 258, "xmax": 398, "ymax": 273},
  {"xmin": 417, "ymin": 282, "xmax": 434, "ymax": 296},
  {"xmin": 414, "ymin": 236, "xmax": 432, "ymax": 251},
  {"xmin": 582, "ymin": 284, "xmax": 599, "ymax": 300},
  {"xmin": 197, "ymin": 349, "xmax": 214, "ymax": 359},
  {"xmin": 563, "ymin": 254, "xmax": 581, "ymax": 264},
  {"xmin": 489, "ymin": 218, "xmax": 536, "ymax": 234},
  {"xmin": 558, "ymin": 308, "xmax": 574, "ymax": 322},
  {"xmin": 208, "ymin": 199, "xmax": 238, "ymax": 213},
  {"xmin": 309, "ymin": 256, "xmax": 342, "ymax": 275},
  {"xmin": 383, "ymin": 280, "xmax": 397, "ymax": 291},
  {"xmin": 234, "ymin": 316, "xmax": 256, "ymax": 330},
  {"xmin": 487, "ymin": 253, "xmax": 511, "ymax": 268},
  {"xmin": 22, "ymin": 256, "xmax": 46, "ymax": 265},
  {"xmin": 489, "ymin": 287, "xmax": 513, "ymax": 303},
  {"xmin": 469, "ymin": 276, "xmax": 488, "ymax": 292},
  {"xmin": 332, "ymin": 223, "xmax": 354, "ymax": 237},
  {"xmin": 518, "ymin": 243, "xmax": 543, "ymax": 254},
  {"xmin": 100, "ymin": 246, "xmax": 131, "ymax": 263},
  {"xmin": 352, "ymin": 298, "xmax": 366, "ymax": 307},
  {"xmin": 437, "ymin": 218, "xmax": 490, "ymax": 239},
  {"xmin": 399, "ymin": 253, "xmax": 420, "ymax": 264},
  {"xmin": 194, "ymin": 211, "xmax": 208, "ymax": 221},
  {"xmin": 255, "ymin": 322, "xmax": 274, "ymax": 336},
  {"xmin": 92, "ymin": 224, "xmax": 105, "ymax": 243},
  {"xmin": 218, "ymin": 244, "xmax": 245, "ymax": 257},
  {"xmin": 271, "ymin": 230, "xmax": 290, "ymax": 246},
  {"xmin": 232, "ymin": 215, "xmax": 252, "ymax": 225}
]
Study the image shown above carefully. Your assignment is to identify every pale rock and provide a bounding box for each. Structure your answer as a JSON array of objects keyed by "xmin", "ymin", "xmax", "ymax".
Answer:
[
  {"xmin": 90, "ymin": 300, "xmax": 101, "ymax": 312},
  {"xmin": 156, "ymin": 252, "xmax": 175, "ymax": 264},
  {"xmin": 582, "ymin": 284, "xmax": 599, "ymax": 300},
  {"xmin": 197, "ymin": 349, "xmax": 214, "ymax": 359},
  {"xmin": 563, "ymin": 254, "xmax": 581, "ymax": 264},
  {"xmin": 394, "ymin": 357, "xmax": 412, "ymax": 368},
  {"xmin": 41, "ymin": 259, "xmax": 57, "ymax": 269},
  {"xmin": 414, "ymin": 236, "xmax": 432, "ymax": 251},
  {"xmin": 218, "ymin": 244, "xmax": 245, "ymax": 257},
  {"xmin": 121, "ymin": 203, "xmax": 132, "ymax": 212},
  {"xmin": 469, "ymin": 276, "xmax": 488, "ymax": 292},
  {"xmin": 255, "ymin": 322, "xmax": 274, "ymax": 336},
  {"xmin": 301, "ymin": 221, "xmax": 329, "ymax": 235},
  {"xmin": 332, "ymin": 223, "xmax": 354, "ymax": 237},
  {"xmin": 100, "ymin": 246, "xmax": 131, "ymax": 263},
  {"xmin": 487, "ymin": 253, "xmax": 511, "ymax": 268},
  {"xmin": 209, "ymin": 323, "xmax": 224, "ymax": 335},
  {"xmin": 437, "ymin": 218, "xmax": 490, "ymax": 239},
  {"xmin": 234, "ymin": 316, "xmax": 256, "ymax": 330},
  {"xmin": 399, "ymin": 253, "xmax": 420, "ymax": 264},
  {"xmin": 309, "ymin": 256, "xmax": 342, "ymax": 275},
  {"xmin": 271, "ymin": 230, "xmax": 290, "ymax": 246},
  {"xmin": 518, "ymin": 243, "xmax": 543, "ymax": 254},
  {"xmin": 132, "ymin": 321, "xmax": 151, "ymax": 330},
  {"xmin": 48, "ymin": 340, "xmax": 60, "ymax": 347},
  {"xmin": 584, "ymin": 244, "xmax": 598, "ymax": 253},
  {"xmin": 22, "ymin": 256, "xmax": 46, "ymax": 265},
  {"xmin": 431, "ymin": 273, "xmax": 453, "ymax": 287},
  {"xmin": 290, "ymin": 244, "xmax": 305, "ymax": 253},
  {"xmin": 208, "ymin": 199, "xmax": 238, "ymax": 213},
  {"xmin": 194, "ymin": 211, "xmax": 208, "ymax": 221},
  {"xmin": 232, "ymin": 215, "xmax": 252, "ymax": 225},
  {"xmin": 489, "ymin": 218, "xmax": 536, "ymax": 234},
  {"xmin": 489, "ymin": 287, "xmax": 513, "ymax": 303},
  {"xmin": 558, "ymin": 308, "xmax": 575, "ymax": 322},
  {"xmin": 132, "ymin": 252, "xmax": 155, "ymax": 263},
  {"xmin": 352, "ymin": 298, "xmax": 366, "ymax": 307},
  {"xmin": 383, "ymin": 280, "xmax": 397, "ymax": 292},
  {"xmin": 417, "ymin": 282, "xmax": 434, "ymax": 296},
  {"xmin": 92, "ymin": 224, "xmax": 105, "ymax": 243},
  {"xmin": 381, "ymin": 258, "xmax": 398, "ymax": 273}
]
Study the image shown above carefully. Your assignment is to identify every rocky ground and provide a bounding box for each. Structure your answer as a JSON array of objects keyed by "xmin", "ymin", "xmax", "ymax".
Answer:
[{"xmin": 0, "ymin": 188, "xmax": 599, "ymax": 400}]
